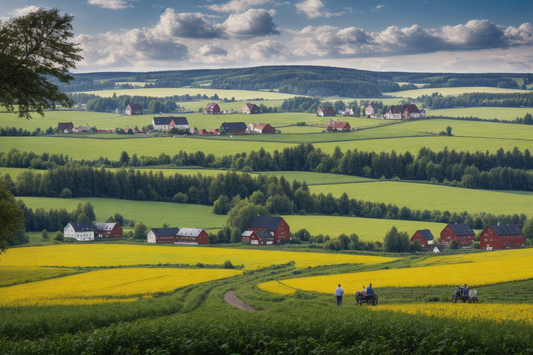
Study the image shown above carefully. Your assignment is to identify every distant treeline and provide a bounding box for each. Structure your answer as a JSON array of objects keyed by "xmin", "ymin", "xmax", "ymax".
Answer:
[
  {"xmin": 420, "ymin": 92, "xmax": 533, "ymax": 109},
  {"xmin": 0, "ymin": 126, "xmax": 57, "ymax": 136},
  {"xmin": 0, "ymin": 165, "xmax": 527, "ymax": 232},
  {"xmin": 428, "ymin": 113, "xmax": 533, "ymax": 125},
  {"xmin": 424, "ymin": 75, "xmax": 521, "ymax": 89}
]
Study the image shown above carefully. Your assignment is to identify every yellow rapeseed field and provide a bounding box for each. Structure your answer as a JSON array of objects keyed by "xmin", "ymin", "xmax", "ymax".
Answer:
[
  {"xmin": 278, "ymin": 255, "xmax": 533, "ymax": 294},
  {"xmin": 257, "ymin": 281, "xmax": 297, "ymax": 295},
  {"xmin": 0, "ymin": 267, "xmax": 79, "ymax": 287},
  {"xmin": 0, "ymin": 268, "xmax": 241, "ymax": 307},
  {"xmin": 417, "ymin": 248, "xmax": 533, "ymax": 267},
  {"xmin": 0, "ymin": 245, "xmax": 397, "ymax": 270},
  {"xmin": 373, "ymin": 303, "xmax": 533, "ymax": 325}
]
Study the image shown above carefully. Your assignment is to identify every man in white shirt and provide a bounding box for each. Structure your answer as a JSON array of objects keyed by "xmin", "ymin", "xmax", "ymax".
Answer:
[{"xmin": 334, "ymin": 284, "xmax": 344, "ymax": 306}]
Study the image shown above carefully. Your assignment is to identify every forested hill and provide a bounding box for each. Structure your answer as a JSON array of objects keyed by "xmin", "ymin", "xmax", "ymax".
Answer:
[{"xmin": 62, "ymin": 66, "xmax": 532, "ymax": 97}]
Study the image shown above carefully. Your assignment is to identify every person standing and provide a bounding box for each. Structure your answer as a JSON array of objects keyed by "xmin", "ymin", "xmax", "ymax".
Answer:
[{"xmin": 334, "ymin": 284, "xmax": 344, "ymax": 306}]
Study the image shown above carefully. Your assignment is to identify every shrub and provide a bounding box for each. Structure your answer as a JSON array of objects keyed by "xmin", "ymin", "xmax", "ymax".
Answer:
[{"xmin": 223, "ymin": 260, "xmax": 234, "ymax": 269}]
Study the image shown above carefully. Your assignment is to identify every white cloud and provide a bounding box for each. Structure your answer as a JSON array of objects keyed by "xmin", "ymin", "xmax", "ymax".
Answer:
[
  {"xmin": 152, "ymin": 10, "xmax": 225, "ymax": 38},
  {"xmin": 87, "ymin": 0, "xmax": 134, "ymax": 10},
  {"xmin": 223, "ymin": 9, "xmax": 280, "ymax": 37},
  {"xmin": 295, "ymin": 0, "xmax": 344, "ymax": 19},
  {"xmin": 203, "ymin": 0, "xmax": 271, "ymax": 13},
  {"xmin": 8, "ymin": 6, "xmax": 40, "ymax": 17},
  {"xmin": 372, "ymin": 5, "xmax": 384, "ymax": 12},
  {"xmin": 198, "ymin": 44, "xmax": 228, "ymax": 56}
]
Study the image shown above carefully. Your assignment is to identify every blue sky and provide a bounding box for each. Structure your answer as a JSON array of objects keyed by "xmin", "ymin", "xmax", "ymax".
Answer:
[{"xmin": 2, "ymin": 0, "xmax": 532, "ymax": 73}]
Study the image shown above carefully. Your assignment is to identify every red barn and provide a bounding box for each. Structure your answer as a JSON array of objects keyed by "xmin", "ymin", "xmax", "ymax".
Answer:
[
  {"xmin": 95, "ymin": 223, "xmax": 123, "ymax": 239},
  {"xmin": 254, "ymin": 123, "xmax": 276, "ymax": 134},
  {"xmin": 175, "ymin": 228, "xmax": 208, "ymax": 245},
  {"xmin": 241, "ymin": 230, "xmax": 275, "ymax": 245},
  {"xmin": 58, "ymin": 122, "xmax": 74, "ymax": 133},
  {"xmin": 410, "ymin": 229, "xmax": 434, "ymax": 248},
  {"xmin": 326, "ymin": 119, "xmax": 351, "ymax": 132},
  {"xmin": 147, "ymin": 227, "xmax": 180, "ymax": 244},
  {"xmin": 480, "ymin": 224, "xmax": 525, "ymax": 250},
  {"xmin": 317, "ymin": 106, "xmax": 336, "ymax": 117},
  {"xmin": 204, "ymin": 103, "xmax": 221, "ymax": 114},
  {"xmin": 440, "ymin": 223, "xmax": 475, "ymax": 248},
  {"xmin": 247, "ymin": 216, "xmax": 290, "ymax": 244},
  {"xmin": 125, "ymin": 104, "xmax": 143, "ymax": 115},
  {"xmin": 241, "ymin": 103, "xmax": 261, "ymax": 114}
]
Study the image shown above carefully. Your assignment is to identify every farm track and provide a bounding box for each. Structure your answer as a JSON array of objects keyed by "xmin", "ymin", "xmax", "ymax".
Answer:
[{"xmin": 224, "ymin": 290, "xmax": 261, "ymax": 312}]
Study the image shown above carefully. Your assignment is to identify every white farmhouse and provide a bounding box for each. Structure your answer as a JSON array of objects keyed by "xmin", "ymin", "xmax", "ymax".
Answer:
[{"xmin": 64, "ymin": 222, "xmax": 96, "ymax": 241}]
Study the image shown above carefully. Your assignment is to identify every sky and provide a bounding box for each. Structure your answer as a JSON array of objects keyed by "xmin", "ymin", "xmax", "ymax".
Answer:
[{"xmin": 1, "ymin": 0, "xmax": 532, "ymax": 74}]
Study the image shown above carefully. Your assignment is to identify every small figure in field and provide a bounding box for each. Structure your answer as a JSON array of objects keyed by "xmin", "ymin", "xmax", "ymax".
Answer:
[
  {"xmin": 334, "ymin": 284, "xmax": 344, "ymax": 306},
  {"xmin": 366, "ymin": 283, "xmax": 374, "ymax": 295},
  {"xmin": 355, "ymin": 285, "xmax": 366, "ymax": 300}
]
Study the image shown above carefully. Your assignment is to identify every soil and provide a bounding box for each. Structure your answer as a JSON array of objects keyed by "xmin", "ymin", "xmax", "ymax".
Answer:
[{"xmin": 223, "ymin": 290, "xmax": 260, "ymax": 312}]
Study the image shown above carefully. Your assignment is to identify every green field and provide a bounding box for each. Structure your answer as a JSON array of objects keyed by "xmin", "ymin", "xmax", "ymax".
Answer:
[
  {"xmin": 392, "ymin": 86, "xmax": 528, "ymax": 98},
  {"xmin": 309, "ymin": 181, "xmax": 533, "ymax": 217},
  {"xmin": 428, "ymin": 107, "xmax": 533, "ymax": 121},
  {"xmin": 18, "ymin": 196, "xmax": 226, "ymax": 229}
]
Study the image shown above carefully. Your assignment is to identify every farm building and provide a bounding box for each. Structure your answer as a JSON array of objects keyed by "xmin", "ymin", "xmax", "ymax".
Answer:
[
  {"xmin": 175, "ymin": 228, "xmax": 209, "ymax": 245},
  {"xmin": 254, "ymin": 123, "xmax": 276, "ymax": 134},
  {"xmin": 317, "ymin": 106, "xmax": 336, "ymax": 117},
  {"xmin": 246, "ymin": 122, "xmax": 256, "ymax": 133},
  {"xmin": 125, "ymin": 104, "xmax": 143, "ymax": 115},
  {"xmin": 440, "ymin": 223, "xmax": 475, "ymax": 248},
  {"xmin": 410, "ymin": 229, "xmax": 435, "ymax": 248},
  {"xmin": 123, "ymin": 128, "xmax": 134, "ymax": 135},
  {"xmin": 76, "ymin": 125, "xmax": 92, "ymax": 133},
  {"xmin": 480, "ymin": 224, "xmax": 525, "ymax": 250},
  {"xmin": 402, "ymin": 104, "xmax": 422, "ymax": 119},
  {"xmin": 247, "ymin": 216, "xmax": 290, "ymax": 244},
  {"xmin": 384, "ymin": 105, "xmax": 403, "ymax": 119},
  {"xmin": 198, "ymin": 129, "xmax": 208, "ymax": 135},
  {"xmin": 58, "ymin": 122, "xmax": 74, "ymax": 133},
  {"xmin": 365, "ymin": 104, "xmax": 381, "ymax": 117},
  {"xmin": 95, "ymin": 223, "xmax": 123, "ymax": 239},
  {"xmin": 344, "ymin": 108, "xmax": 355, "ymax": 116},
  {"xmin": 152, "ymin": 117, "xmax": 189, "ymax": 131},
  {"xmin": 147, "ymin": 227, "xmax": 180, "ymax": 244},
  {"xmin": 326, "ymin": 119, "xmax": 351, "ymax": 132},
  {"xmin": 241, "ymin": 230, "xmax": 275, "ymax": 245},
  {"xmin": 64, "ymin": 222, "xmax": 96, "ymax": 241},
  {"xmin": 204, "ymin": 103, "xmax": 221, "ymax": 114},
  {"xmin": 221, "ymin": 122, "xmax": 247, "ymax": 134},
  {"xmin": 241, "ymin": 103, "xmax": 262, "ymax": 114},
  {"xmin": 208, "ymin": 129, "xmax": 219, "ymax": 135},
  {"xmin": 189, "ymin": 128, "xmax": 198, "ymax": 135}
]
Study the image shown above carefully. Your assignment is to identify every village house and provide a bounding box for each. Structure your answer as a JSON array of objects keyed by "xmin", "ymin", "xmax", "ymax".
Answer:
[
  {"xmin": 254, "ymin": 123, "xmax": 276, "ymax": 134},
  {"xmin": 76, "ymin": 125, "xmax": 92, "ymax": 133},
  {"xmin": 365, "ymin": 104, "xmax": 380, "ymax": 117},
  {"xmin": 317, "ymin": 106, "xmax": 336, "ymax": 117},
  {"xmin": 125, "ymin": 104, "xmax": 143, "ymax": 115},
  {"xmin": 64, "ymin": 222, "xmax": 96, "ymax": 241},
  {"xmin": 221, "ymin": 122, "xmax": 247, "ymax": 134},
  {"xmin": 440, "ymin": 223, "xmax": 475, "ymax": 248},
  {"xmin": 241, "ymin": 230, "xmax": 275, "ymax": 245},
  {"xmin": 246, "ymin": 216, "xmax": 290, "ymax": 244},
  {"xmin": 152, "ymin": 117, "xmax": 189, "ymax": 131},
  {"xmin": 146, "ymin": 227, "xmax": 180, "ymax": 244},
  {"xmin": 175, "ymin": 228, "xmax": 209, "ymax": 245},
  {"xmin": 480, "ymin": 224, "xmax": 525, "ymax": 250},
  {"xmin": 58, "ymin": 122, "xmax": 74, "ymax": 133},
  {"xmin": 410, "ymin": 229, "xmax": 435, "ymax": 248},
  {"xmin": 198, "ymin": 129, "xmax": 208, "ymax": 135},
  {"xmin": 246, "ymin": 122, "xmax": 256, "ymax": 133},
  {"xmin": 326, "ymin": 119, "xmax": 351, "ymax": 132},
  {"xmin": 384, "ymin": 105, "xmax": 403, "ymax": 119},
  {"xmin": 344, "ymin": 108, "xmax": 355, "ymax": 116},
  {"xmin": 204, "ymin": 103, "xmax": 221, "ymax": 114},
  {"xmin": 95, "ymin": 223, "xmax": 123, "ymax": 239},
  {"xmin": 402, "ymin": 104, "xmax": 422, "ymax": 119},
  {"xmin": 241, "ymin": 103, "xmax": 262, "ymax": 114}
]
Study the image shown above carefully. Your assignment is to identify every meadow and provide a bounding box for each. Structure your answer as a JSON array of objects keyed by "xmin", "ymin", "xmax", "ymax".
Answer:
[
  {"xmin": 428, "ymin": 107, "xmax": 533, "ymax": 121},
  {"xmin": 309, "ymin": 180, "xmax": 533, "ymax": 217},
  {"xmin": 0, "ymin": 267, "xmax": 80, "ymax": 287},
  {"xmin": 392, "ymin": 86, "xmax": 528, "ymax": 98}
]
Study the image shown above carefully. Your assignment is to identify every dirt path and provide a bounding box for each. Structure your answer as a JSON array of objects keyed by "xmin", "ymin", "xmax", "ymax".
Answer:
[{"xmin": 224, "ymin": 291, "xmax": 260, "ymax": 312}]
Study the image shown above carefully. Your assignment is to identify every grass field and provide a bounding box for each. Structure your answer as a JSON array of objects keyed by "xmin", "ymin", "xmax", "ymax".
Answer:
[
  {"xmin": 428, "ymin": 107, "xmax": 533, "ymax": 121},
  {"xmin": 17, "ymin": 196, "xmax": 226, "ymax": 229},
  {"xmin": 392, "ymin": 86, "xmax": 528, "ymax": 98},
  {"xmin": 0, "ymin": 266, "xmax": 80, "ymax": 287},
  {"xmin": 309, "ymin": 181, "xmax": 533, "ymax": 217}
]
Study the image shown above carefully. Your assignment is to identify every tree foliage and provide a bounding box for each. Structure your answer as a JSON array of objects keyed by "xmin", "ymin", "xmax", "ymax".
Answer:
[
  {"xmin": 0, "ymin": 182, "xmax": 25, "ymax": 253},
  {"xmin": 0, "ymin": 7, "xmax": 83, "ymax": 118}
]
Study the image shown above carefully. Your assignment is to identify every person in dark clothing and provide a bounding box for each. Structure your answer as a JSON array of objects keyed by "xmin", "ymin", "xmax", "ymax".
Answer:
[
  {"xmin": 366, "ymin": 283, "xmax": 374, "ymax": 295},
  {"xmin": 334, "ymin": 284, "xmax": 344, "ymax": 306}
]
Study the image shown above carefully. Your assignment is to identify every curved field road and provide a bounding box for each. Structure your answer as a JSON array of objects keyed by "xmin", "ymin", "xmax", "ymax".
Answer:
[{"xmin": 224, "ymin": 291, "xmax": 261, "ymax": 312}]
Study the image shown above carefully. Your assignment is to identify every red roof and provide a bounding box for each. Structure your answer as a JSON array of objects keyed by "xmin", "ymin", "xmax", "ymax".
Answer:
[{"xmin": 334, "ymin": 121, "xmax": 350, "ymax": 129}]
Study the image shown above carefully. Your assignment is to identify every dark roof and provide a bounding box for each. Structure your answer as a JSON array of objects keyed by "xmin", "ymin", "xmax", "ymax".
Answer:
[
  {"xmin": 387, "ymin": 105, "xmax": 403, "ymax": 114},
  {"xmin": 254, "ymin": 230, "xmax": 274, "ymax": 239},
  {"xmin": 149, "ymin": 228, "xmax": 180, "ymax": 236},
  {"xmin": 448, "ymin": 223, "xmax": 474, "ymax": 236},
  {"xmin": 153, "ymin": 117, "xmax": 188, "ymax": 125},
  {"xmin": 417, "ymin": 229, "xmax": 434, "ymax": 241},
  {"xmin": 58, "ymin": 122, "xmax": 74, "ymax": 130},
  {"xmin": 318, "ymin": 106, "xmax": 335, "ymax": 115},
  {"xmin": 490, "ymin": 224, "xmax": 523, "ymax": 235},
  {"xmin": 221, "ymin": 122, "xmax": 247, "ymax": 131},
  {"xmin": 248, "ymin": 216, "xmax": 283, "ymax": 230},
  {"xmin": 70, "ymin": 222, "xmax": 95, "ymax": 232},
  {"xmin": 403, "ymin": 104, "xmax": 420, "ymax": 113},
  {"xmin": 95, "ymin": 223, "xmax": 119, "ymax": 230},
  {"xmin": 127, "ymin": 104, "xmax": 143, "ymax": 110}
]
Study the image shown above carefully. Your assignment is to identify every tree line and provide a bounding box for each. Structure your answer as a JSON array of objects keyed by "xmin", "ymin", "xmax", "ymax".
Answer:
[{"xmin": 420, "ymin": 92, "xmax": 533, "ymax": 109}]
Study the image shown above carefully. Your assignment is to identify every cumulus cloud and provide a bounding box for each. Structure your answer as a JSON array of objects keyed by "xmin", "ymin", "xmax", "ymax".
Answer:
[
  {"xmin": 198, "ymin": 44, "xmax": 228, "ymax": 56},
  {"xmin": 8, "ymin": 5, "xmax": 41, "ymax": 17},
  {"xmin": 439, "ymin": 20, "xmax": 506, "ymax": 50},
  {"xmin": 295, "ymin": 0, "xmax": 344, "ymax": 19},
  {"xmin": 87, "ymin": 0, "xmax": 134, "ymax": 10},
  {"xmin": 223, "ymin": 9, "xmax": 280, "ymax": 37},
  {"xmin": 203, "ymin": 0, "xmax": 271, "ymax": 13},
  {"xmin": 152, "ymin": 10, "xmax": 225, "ymax": 38}
]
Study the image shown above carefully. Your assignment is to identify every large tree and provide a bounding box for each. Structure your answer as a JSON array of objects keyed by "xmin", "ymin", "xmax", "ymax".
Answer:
[
  {"xmin": 0, "ymin": 183, "xmax": 25, "ymax": 254},
  {"xmin": 0, "ymin": 7, "xmax": 83, "ymax": 118}
]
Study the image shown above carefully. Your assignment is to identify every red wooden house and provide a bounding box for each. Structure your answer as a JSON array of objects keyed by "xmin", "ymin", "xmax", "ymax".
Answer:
[
  {"xmin": 317, "ymin": 106, "xmax": 336, "ymax": 117},
  {"xmin": 147, "ymin": 227, "xmax": 180, "ymax": 244},
  {"xmin": 326, "ymin": 119, "xmax": 351, "ymax": 132},
  {"xmin": 204, "ymin": 103, "xmax": 221, "ymax": 114},
  {"xmin": 247, "ymin": 216, "xmax": 290, "ymax": 244},
  {"xmin": 241, "ymin": 103, "xmax": 262, "ymax": 114},
  {"xmin": 175, "ymin": 228, "xmax": 209, "ymax": 245},
  {"xmin": 125, "ymin": 104, "xmax": 143, "ymax": 115},
  {"xmin": 58, "ymin": 122, "xmax": 74, "ymax": 133},
  {"xmin": 480, "ymin": 224, "xmax": 525, "ymax": 250},
  {"xmin": 241, "ymin": 230, "xmax": 275, "ymax": 245},
  {"xmin": 410, "ymin": 229, "xmax": 434, "ymax": 248},
  {"xmin": 254, "ymin": 123, "xmax": 276, "ymax": 134},
  {"xmin": 440, "ymin": 223, "xmax": 475, "ymax": 248},
  {"xmin": 95, "ymin": 223, "xmax": 123, "ymax": 239}
]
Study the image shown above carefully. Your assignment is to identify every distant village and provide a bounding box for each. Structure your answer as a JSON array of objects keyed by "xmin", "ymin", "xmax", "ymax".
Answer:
[
  {"xmin": 56, "ymin": 102, "xmax": 426, "ymax": 135},
  {"xmin": 64, "ymin": 217, "xmax": 525, "ymax": 253}
]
